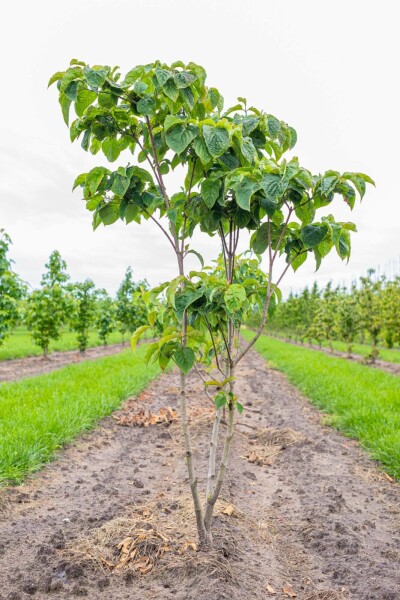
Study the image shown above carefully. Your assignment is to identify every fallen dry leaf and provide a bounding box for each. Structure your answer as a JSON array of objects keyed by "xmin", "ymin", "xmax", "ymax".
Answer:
[
  {"xmin": 114, "ymin": 406, "xmax": 177, "ymax": 427},
  {"xmin": 282, "ymin": 583, "xmax": 297, "ymax": 597},
  {"xmin": 266, "ymin": 583, "xmax": 276, "ymax": 594},
  {"xmin": 222, "ymin": 504, "xmax": 235, "ymax": 516}
]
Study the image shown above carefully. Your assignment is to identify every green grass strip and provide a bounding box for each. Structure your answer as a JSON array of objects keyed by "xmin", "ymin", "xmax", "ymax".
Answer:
[
  {"xmin": 0, "ymin": 328, "xmax": 126, "ymax": 361},
  {"xmin": 0, "ymin": 345, "xmax": 160, "ymax": 484},
  {"xmin": 242, "ymin": 331, "xmax": 400, "ymax": 478}
]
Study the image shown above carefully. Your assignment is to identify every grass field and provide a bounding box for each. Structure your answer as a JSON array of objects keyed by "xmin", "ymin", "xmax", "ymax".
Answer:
[
  {"xmin": 0, "ymin": 328, "xmax": 128, "ymax": 361},
  {"xmin": 243, "ymin": 332, "xmax": 400, "ymax": 478},
  {"xmin": 0, "ymin": 344, "xmax": 160, "ymax": 484}
]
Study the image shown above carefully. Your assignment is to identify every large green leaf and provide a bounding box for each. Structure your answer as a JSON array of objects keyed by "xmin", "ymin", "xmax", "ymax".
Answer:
[
  {"xmin": 102, "ymin": 138, "xmax": 120, "ymax": 162},
  {"xmin": 174, "ymin": 347, "xmax": 195, "ymax": 374},
  {"xmin": 193, "ymin": 137, "xmax": 212, "ymax": 164},
  {"xmin": 111, "ymin": 174, "xmax": 130, "ymax": 197},
  {"xmin": 201, "ymin": 179, "xmax": 220, "ymax": 208},
  {"xmin": 131, "ymin": 325, "xmax": 150, "ymax": 349},
  {"xmin": 203, "ymin": 125, "xmax": 230, "ymax": 157},
  {"xmin": 232, "ymin": 176, "xmax": 258, "ymax": 211},
  {"xmin": 165, "ymin": 123, "xmax": 198, "ymax": 154},
  {"xmin": 224, "ymin": 284, "xmax": 246, "ymax": 312},
  {"xmin": 83, "ymin": 66, "xmax": 108, "ymax": 89},
  {"xmin": 174, "ymin": 71, "xmax": 197, "ymax": 89},
  {"xmin": 71, "ymin": 87, "xmax": 91, "ymax": 114},
  {"xmin": 174, "ymin": 289, "xmax": 203, "ymax": 320},
  {"xmin": 301, "ymin": 224, "xmax": 329, "ymax": 248},
  {"xmin": 251, "ymin": 222, "xmax": 269, "ymax": 254},
  {"xmin": 137, "ymin": 96, "xmax": 156, "ymax": 115}
]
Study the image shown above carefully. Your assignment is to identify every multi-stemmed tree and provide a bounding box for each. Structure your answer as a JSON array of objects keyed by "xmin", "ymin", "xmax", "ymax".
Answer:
[{"xmin": 50, "ymin": 59, "xmax": 373, "ymax": 546}]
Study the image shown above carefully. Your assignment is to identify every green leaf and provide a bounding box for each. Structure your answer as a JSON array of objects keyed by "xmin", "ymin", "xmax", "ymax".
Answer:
[
  {"xmin": 261, "ymin": 173, "xmax": 282, "ymax": 199},
  {"xmin": 59, "ymin": 94, "xmax": 71, "ymax": 125},
  {"xmin": 180, "ymin": 87, "xmax": 195, "ymax": 111},
  {"xmin": 166, "ymin": 276, "xmax": 185, "ymax": 308},
  {"xmin": 137, "ymin": 96, "xmax": 156, "ymax": 115},
  {"xmin": 111, "ymin": 174, "xmax": 130, "ymax": 197},
  {"xmin": 155, "ymin": 66, "xmax": 171, "ymax": 86},
  {"xmin": 240, "ymin": 137, "xmax": 257, "ymax": 163},
  {"xmin": 165, "ymin": 123, "xmax": 198, "ymax": 154},
  {"xmin": 72, "ymin": 173, "xmax": 87, "ymax": 191},
  {"xmin": 174, "ymin": 289, "xmax": 203, "ymax": 320},
  {"xmin": 174, "ymin": 347, "xmax": 195, "ymax": 374},
  {"xmin": 232, "ymin": 176, "xmax": 258, "ymax": 211},
  {"xmin": 203, "ymin": 125, "xmax": 230, "ymax": 157},
  {"xmin": 260, "ymin": 196, "xmax": 278, "ymax": 218},
  {"xmin": 236, "ymin": 402, "xmax": 244, "ymax": 414},
  {"xmin": 291, "ymin": 251, "xmax": 307, "ymax": 272},
  {"xmin": 98, "ymin": 204, "xmax": 119, "ymax": 225},
  {"xmin": 301, "ymin": 224, "xmax": 329, "ymax": 248},
  {"xmin": 187, "ymin": 249, "xmax": 204, "ymax": 267},
  {"xmin": 224, "ymin": 284, "xmax": 246, "ymax": 312},
  {"xmin": 201, "ymin": 179, "xmax": 220, "ymax": 208},
  {"xmin": 83, "ymin": 66, "xmax": 108, "ymax": 89},
  {"xmin": 131, "ymin": 325, "xmax": 150, "ymax": 349},
  {"xmin": 214, "ymin": 392, "xmax": 227, "ymax": 410},
  {"xmin": 251, "ymin": 222, "xmax": 269, "ymax": 254},
  {"xmin": 86, "ymin": 167, "xmax": 107, "ymax": 194},
  {"xmin": 48, "ymin": 71, "xmax": 65, "ymax": 87},
  {"xmin": 163, "ymin": 78, "xmax": 179, "ymax": 101},
  {"xmin": 102, "ymin": 138, "xmax": 120, "ymax": 162},
  {"xmin": 174, "ymin": 71, "xmax": 197, "ymax": 88},
  {"xmin": 194, "ymin": 137, "xmax": 212, "ymax": 164},
  {"xmin": 164, "ymin": 115, "xmax": 184, "ymax": 132},
  {"xmin": 81, "ymin": 129, "xmax": 90, "ymax": 151},
  {"xmin": 336, "ymin": 230, "xmax": 351, "ymax": 260}
]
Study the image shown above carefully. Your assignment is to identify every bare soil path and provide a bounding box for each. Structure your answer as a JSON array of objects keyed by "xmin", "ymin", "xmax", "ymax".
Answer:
[
  {"xmin": 0, "ymin": 350, "xmax": 399, "ymax": 599},
  {"xmin": 0, "ymin": 344, "xmax": 130, "ymax": 383}
]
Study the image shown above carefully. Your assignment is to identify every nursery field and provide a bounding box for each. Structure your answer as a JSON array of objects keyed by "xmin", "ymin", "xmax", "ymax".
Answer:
[{"xmin": 1, "ymin": 345, "xmax": 399, "ymax": 599}]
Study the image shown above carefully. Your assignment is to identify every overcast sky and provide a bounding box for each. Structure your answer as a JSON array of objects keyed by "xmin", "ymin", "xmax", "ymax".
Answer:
[{"xmin": 1, "ymin": 0, "xmax": 399, "ymax": 296}]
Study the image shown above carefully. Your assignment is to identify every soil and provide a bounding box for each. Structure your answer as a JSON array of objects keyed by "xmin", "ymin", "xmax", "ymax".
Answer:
[
  {"xmin": 271, "ymin": 335, "xmax": 400, "ymax": 376},
  {"xmin": 0, "ymin": 343, "xmax": 131, "ymax": 383},
  {"xmin": 0, "ymin": 350, "xmax": 399, "ymax": 599}
]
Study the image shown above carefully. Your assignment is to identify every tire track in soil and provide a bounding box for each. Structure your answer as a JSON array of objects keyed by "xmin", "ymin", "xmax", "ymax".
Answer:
[{"xmin": 0, "ymin": 350, "xmax": 399, "ymax": 599}]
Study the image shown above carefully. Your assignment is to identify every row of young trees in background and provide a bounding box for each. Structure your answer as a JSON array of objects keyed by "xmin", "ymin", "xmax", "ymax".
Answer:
[
  {"xmin": 265, "ymin": 270, "xmax": 400, "ymax": 359},
  {"xmin": 0, "ymin": 229, "xmax": 148, "ymax": 355}
]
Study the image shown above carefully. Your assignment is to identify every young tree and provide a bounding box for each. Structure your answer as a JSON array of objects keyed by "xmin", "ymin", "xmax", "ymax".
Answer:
[
  {"xmin": 96, "ymin": 288, "xmax": 116, "ymax": 346},
  {"xmin": 334, "ymin": 285, "xmax": 360, "ymax": 356},
  {"xmin": 0, "ymin": 230, "xmax": 26, "ymax": 346},
  {"xmin": 51, "ymin": 59, "xmax": 373, "ymax": 546},
  {"xmin": 357, "ymin": 270, "xmax": 382, "ymax": 361},
  {"xmin": 70, "ymin": 279, "xmax": 97, "ymax": 352},
  {"xmin": 25, "ymin": 251, "xmax": 70, "ymax": 356},
  {"xmin": 381, "ymin": 277, "xmax": 400, "ymax": 348},
  {"xmin": 115, "ymin": 267, "xmax": 148, "ymax": 343}
]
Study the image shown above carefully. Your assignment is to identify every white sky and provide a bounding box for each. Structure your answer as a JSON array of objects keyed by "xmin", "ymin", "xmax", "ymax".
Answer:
[{"xmin": 1, "ymin": 0, "xmax": 399, "ymax": 296}]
